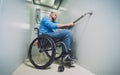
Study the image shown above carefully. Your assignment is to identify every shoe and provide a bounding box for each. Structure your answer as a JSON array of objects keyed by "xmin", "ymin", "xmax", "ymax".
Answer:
[
  {"xmin": 63, "ymin": 54, "xmax": 74, "ymax": 62},
  {"xmin": 68, "ymin": 50, "xmax": 77, "ymax": 61},
  {"xmin": 70, "ymin": 55, "xmax": 77, "ymax": 61},
  {"xmin": 65, "ymin": 62, "xmax": 75, "ymax": 67}
]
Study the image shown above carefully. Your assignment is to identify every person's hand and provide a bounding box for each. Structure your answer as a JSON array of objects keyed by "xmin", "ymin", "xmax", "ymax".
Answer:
[{"xmin": 68, "ymin": 22, "xmax": 75, "ymax": 26}]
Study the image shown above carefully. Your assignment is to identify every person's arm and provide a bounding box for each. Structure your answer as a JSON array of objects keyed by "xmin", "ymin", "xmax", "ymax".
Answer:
[{"xmin": 57, "ymin": 22, "xmax": 75, "ymax": 28}]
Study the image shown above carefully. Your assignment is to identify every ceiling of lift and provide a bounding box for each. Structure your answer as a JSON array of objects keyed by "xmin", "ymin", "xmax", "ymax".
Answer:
[{"xmin": 33, "ymin": 0, "xmax": 63, "ymax": 10}]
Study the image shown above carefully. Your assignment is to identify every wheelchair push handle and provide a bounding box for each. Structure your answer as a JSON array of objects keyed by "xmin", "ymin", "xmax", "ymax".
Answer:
[
  {"xmin": 34, "ymin": 27, "xmax": 39, "ymax": 31},
  {"xmin": 34, "ymin": 27, "xmax": 39, "ymax": 36}
]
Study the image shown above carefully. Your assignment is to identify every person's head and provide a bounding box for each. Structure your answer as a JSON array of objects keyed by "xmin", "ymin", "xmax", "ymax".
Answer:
[{"xmin": 49, "ymin": 11, "xmax": 57, "ymax": 22}]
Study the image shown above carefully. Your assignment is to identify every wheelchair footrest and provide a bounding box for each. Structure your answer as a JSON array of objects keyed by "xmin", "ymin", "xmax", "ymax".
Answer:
[{"xmin": 63, "ymin": 60, "xmax": 75, "ymax": 64}]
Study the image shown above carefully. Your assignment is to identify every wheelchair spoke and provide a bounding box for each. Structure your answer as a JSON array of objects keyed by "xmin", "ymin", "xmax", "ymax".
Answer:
[
  {"xmin": 28, "ymin": 35, "xmax": 56, "ymax": 69},
  {"xmin": 31, "ymin": 45, "xmax": 50, "ymax": 66},
  {"xmin": 39, "ymin": 48, "xmax": 52, "ymax": 53}
]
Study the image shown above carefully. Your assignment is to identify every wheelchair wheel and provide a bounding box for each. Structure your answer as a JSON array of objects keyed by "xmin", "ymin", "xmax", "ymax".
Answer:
[
  {"xmin": 28, "ymin": 35, "xmax": 56, "ymax": 69},
  {"xmin": 55, "ymin": 42, "xmax": 66, "ymax": 60}
]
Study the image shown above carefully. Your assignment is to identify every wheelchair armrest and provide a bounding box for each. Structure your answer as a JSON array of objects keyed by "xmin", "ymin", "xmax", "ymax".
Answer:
[{"xmin": 41, "ymin": 34, "xmax": 61, "ymax": 43}]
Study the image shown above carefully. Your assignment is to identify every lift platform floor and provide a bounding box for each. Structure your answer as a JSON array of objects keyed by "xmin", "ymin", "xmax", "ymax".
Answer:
[{"xmin": 12, "ymin": 61, "xmax": 95, "ymax": 75}]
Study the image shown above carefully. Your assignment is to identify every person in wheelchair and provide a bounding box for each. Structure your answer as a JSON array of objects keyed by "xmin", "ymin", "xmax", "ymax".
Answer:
[{"xmin": 39, "ymin": 11, "xmax": 76, "ymax": 62}]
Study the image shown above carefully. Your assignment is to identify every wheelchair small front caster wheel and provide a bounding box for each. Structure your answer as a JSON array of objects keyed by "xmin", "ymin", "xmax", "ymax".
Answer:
[{"xmin": 58, "ymin": 64, "xmax": 64, "ymax": 72}]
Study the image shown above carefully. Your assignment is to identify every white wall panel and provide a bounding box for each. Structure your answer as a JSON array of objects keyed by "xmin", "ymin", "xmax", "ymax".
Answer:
[
  {"xmin": 0, "ymin": 0, "xmax": 31, "ymax": 75},
  {"xmin": 61, "ymin": 0, "xmax": 120, "ymax": 75}
]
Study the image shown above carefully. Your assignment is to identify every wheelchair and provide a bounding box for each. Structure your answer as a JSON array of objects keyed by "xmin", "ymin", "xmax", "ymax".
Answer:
[{"xmin": 28, "ymin": 27, "xmax": 74, "ymax": 72}]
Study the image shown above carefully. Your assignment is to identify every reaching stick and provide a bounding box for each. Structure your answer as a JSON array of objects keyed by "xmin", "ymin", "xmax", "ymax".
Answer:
[{"xmin": 73, "ymin": 11, "xmax": 93, "ymax": 23}]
